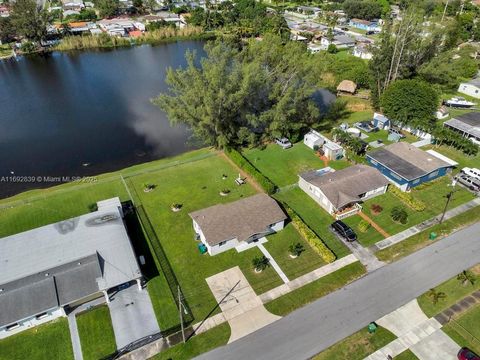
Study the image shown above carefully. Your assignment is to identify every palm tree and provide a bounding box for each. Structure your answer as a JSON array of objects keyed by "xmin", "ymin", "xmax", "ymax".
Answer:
[
  {"xmin": 252, "ymin": 256, "xmax": 270, "ymax": 272},
  {"xmin": 427, "ymin": 288, "xmax": 447, "ymax": 304},
  {"xmin": 289, "ymin": 242, "xmax": 305, "ymax": 257},
  {"xmin": 457, "ymin": 271, "xmax": 475, "ymax": 286}
]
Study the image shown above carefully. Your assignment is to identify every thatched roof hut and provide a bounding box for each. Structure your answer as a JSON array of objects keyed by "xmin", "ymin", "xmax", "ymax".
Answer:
[{"xmin": 336, "ymin": 80, "xmax": 357, "ymax": 95}]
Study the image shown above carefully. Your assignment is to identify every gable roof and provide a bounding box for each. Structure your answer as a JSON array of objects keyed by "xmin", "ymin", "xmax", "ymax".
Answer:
[
  {"xmin": 367, "ymin": 142, "xmax": 452, "ymax": 181},
  {"xmin": 300, "ymin": 165, "xmax": 389, "ymax": 209},
  {"xmin": 373, "ymin": 113, "xmax": 390, "ymax": 124},
  {"xmin": 189, "ymin": 194, "xmax": 287, "ymax": 246}
]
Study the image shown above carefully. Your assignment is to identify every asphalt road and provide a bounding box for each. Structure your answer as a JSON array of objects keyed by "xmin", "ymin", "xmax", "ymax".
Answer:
[{"xmin": 197, "ymin": 222, "xmax": 480, "ymax": 360}]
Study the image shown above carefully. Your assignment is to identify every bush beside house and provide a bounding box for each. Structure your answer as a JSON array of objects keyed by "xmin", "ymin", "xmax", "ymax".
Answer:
[{"xmin": 388, "ymin": 185, "xmax": 426, "ymax": 211}]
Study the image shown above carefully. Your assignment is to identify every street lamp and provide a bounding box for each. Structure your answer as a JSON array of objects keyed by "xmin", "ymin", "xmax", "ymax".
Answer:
[{"xmin": 439, "ymin": 178, "xmax": 457, "ymax": 224}]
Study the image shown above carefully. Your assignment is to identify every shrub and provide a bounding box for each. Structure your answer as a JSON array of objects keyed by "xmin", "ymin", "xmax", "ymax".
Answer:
[
  {"xmin": 225, "ymin": 149, "xmax": 276, "ymax": 194},
  {"xmin": 388, "ymin": 186, "xmax": 426, "ymax": 211},
  {"xmin": 282, "ymin": 203, "xmax": 336, "ymax": 263},
  {"xmin": 289, "ymin": 242, "xmax": 305, "ymax": 257},
  {"xmin": 252, "ymin": 255, "xmax": 270, "ymax": 271},
  {"xmin": 357, "ymin": 220, "xmax": 371, "ymax": 233},
  {"xmin": 370, "ymin": 203, "xmax": 383, "ymax": 215},
  {"xmin": 391, "ymin": 206, "xmax": 408, "ymax": 224}
]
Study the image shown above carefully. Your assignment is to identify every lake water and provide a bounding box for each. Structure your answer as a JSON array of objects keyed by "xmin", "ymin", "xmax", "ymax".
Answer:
[
  {"xmin": 0, "ymin": 42, "xmax": 335, "ymax": 199},
  {"xmin": 0, "ymin": 41, "xmax": 206, "ymax": 199}
]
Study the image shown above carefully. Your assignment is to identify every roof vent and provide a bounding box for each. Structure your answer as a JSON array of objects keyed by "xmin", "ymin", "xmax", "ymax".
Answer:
[
  {"xmin": 0, "ymin": 288, "xmax": 4, "ymax": 292},
  {"xmin": 77, "ymin": 262, "xmax": 82, "ymax": 265},
  {"xmin": 427, "ymin": 158, "xmax": 432, "ymax": 162},
  {"xmin": 45, "ymin": 273, "xmax": 50, "ymax": 276}
]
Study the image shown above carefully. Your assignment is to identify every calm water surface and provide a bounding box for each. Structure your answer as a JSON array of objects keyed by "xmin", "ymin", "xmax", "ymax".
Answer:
[{"xmin": 0, "ymin": 41, "xmax": 206, "ymax": 198}]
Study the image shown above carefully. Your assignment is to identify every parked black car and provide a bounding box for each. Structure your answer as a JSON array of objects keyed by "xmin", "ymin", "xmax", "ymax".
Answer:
[{"xmin": 331, "ymin": 220, "xmax": 357, "ymax": 242}]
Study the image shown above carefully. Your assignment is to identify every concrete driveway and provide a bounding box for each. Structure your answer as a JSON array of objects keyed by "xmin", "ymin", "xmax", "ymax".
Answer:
[
  {"xmin": 206, "ymin": 267, "xmax": 280, "ymax": 343},
  {"xmin": 108, "ymin": 284, "xmax": 160, "ymax": 349}
]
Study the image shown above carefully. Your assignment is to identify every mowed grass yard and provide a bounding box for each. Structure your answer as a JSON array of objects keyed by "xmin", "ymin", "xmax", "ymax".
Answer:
[
  {"xmin": 0, "ymin": 318, "xmax": 73, "ymax": 360},
  {"xmin": 243, "ymin": 143, "xmax": 350, "ymax": 188},
  {"xmin": 443, "ymin": 304, "xmax": 480, "ymax": 355},
  {"xmin": 312, "ymin": 326, "xmax": 396, "ymax": 360},
  {"xmin": 127, "ymin": 153, "xmax": 331, "ymax": 326},
  {"xmin": 77, "ymin": 306, "xmax": 116, "ymax": 360}
]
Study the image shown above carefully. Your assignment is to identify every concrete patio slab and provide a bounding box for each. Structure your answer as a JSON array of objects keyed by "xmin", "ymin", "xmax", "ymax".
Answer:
[
  {"xmin": 376, "ymin": 300, "xmax": 429, "ymax": 336},
  {"xmin": 410, "ymin": 329, "xmax": 460, "ymax": 360},
  {"xmin": 206, "ymin": 267, "xmax": 280, "ymax": 343}
]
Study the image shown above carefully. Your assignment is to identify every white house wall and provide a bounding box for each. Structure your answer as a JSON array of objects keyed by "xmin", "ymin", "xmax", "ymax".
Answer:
[
  {"xmin": 298, "ymin": 177, "xmax": 334, "ymax": 214},
  {"xmin": 270, "ymin": 220, "xmax": 285, "ymax": 232},
  {"xmin": 0, "ymin": 307, "xmax": 65, "ymax": 339},
  {"xmin": 207, "ymin": 238, "xmax": 240, "ymax": 256},
  {"xmin": 362, "ymin": 185, "xmax": 388, "ymax": 200}
]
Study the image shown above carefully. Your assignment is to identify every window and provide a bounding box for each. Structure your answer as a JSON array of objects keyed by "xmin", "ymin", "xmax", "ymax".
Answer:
[
  {"xmin": 370, "ymin": 159, "xmax": 378, "ymax": 166},
  {"xmin": 218, "ymin": 241, "xmax": 227, "ymax": 246},
  {"xmin": 412, "ymin": 179, "xmax": 420, "ymax": 184},
  {"xmin": 428, "ymin": 170, "xmax": 439, "ymax": 178},
  {"xmin": 6, "ymin": 323, "xmax": 19, "ymax": 331},
  {"xmin": 36, "ymin": 312, "xmax": 48, "ymax": 320},
  {"xmin": 389, "ymin": 171, "xmax": 402, "ymax": 181}
]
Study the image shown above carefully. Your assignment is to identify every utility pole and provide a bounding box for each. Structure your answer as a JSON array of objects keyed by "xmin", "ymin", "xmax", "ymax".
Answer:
[
  {"xmin": 439, "ymin": 180, "xmax": 457, "ymax": 224},
  {"xmin": 441, "ymin": 0, "xmax": 449, "ymax": 22},
  {"xmin": 178, "ymin": 286, "xmax": 185, "ymax": 343}
]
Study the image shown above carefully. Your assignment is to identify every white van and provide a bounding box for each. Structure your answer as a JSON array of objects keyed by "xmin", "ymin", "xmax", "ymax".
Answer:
[
  {"xmin": 461, "ymin": 167, "xmax": 480, "ymax": 180},
  {"xmin": 456, "ymin": 174, "xmax": 480, "ymax": 192}
]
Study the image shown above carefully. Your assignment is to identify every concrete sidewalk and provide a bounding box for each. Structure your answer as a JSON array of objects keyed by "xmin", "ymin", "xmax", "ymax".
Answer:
[
  {"xmin": 373, "ymin": 198, "xmax": 480, "ymax": 251},
  {"xmin": 257, "ymin": 243, "xmax": 289, "ymax": 284},
  {"xmin": 67, "ymin": 314, "xmax": 84, "ymax": 360}
]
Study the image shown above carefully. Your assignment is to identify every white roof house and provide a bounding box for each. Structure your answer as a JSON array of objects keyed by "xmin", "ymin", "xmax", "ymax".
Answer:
[{"xmin": 458, "ymin": 78, "xmax": 480, "ymax": 99}]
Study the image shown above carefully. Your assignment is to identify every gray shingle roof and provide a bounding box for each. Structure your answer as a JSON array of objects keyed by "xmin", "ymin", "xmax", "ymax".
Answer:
[
  {"xmin": 367, "ymin": 142, "xmax": 451, "ymax": 181},
  {"xmin": 444, "ymin": 112, "xmax": 480, "ymax": 139},
  {"xmin": 189, "ymin": 194, "xmax": 287, "ymax": 246},
  {"xmin": 300, "ymin": 165, "xmax": 389, "ymax": 209}
]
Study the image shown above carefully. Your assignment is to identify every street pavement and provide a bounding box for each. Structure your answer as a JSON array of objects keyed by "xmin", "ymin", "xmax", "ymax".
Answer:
[{"xmin": 196, "ymin": 222, "xmax": 480, "ymax": 360}]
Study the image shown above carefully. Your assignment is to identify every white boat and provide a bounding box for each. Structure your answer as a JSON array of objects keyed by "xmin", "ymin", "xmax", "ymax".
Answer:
[{"xmin": 443, "ymin": 97, "xmax": 476, "ymax": 108}]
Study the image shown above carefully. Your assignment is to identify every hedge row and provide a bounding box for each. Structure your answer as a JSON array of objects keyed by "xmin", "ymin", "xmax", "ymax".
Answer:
[
  {"xmin": 388, "ymin": 185, "xmax": 426, "ymax": 211},
  {"xmin": 282, "ymin": 203, "xmax": 336, "ymax": 263},
  {"xmin": 224, "ymin": 149, "xmax": 276, "ymax": 194}
]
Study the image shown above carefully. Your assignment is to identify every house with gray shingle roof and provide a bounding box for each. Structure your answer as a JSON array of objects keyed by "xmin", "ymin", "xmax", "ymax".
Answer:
[
  {"xmin": 444, "ymin": 112, "xmax": 480, "ymax": 144},
  {"xmin": 189, "ymin": 194, "xmax": 287, "ymax": 256},
  {"xmin": 0, "ymin": 198, "xmax": 142, "ymax": 338},
  {"xmin": 298, "ymin": 165, "xmax": 389, "ymax": 219}
]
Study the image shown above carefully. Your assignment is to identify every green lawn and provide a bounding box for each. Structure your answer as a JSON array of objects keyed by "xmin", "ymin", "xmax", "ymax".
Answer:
[
  {"xmin": 0, "ymin": 319, "xmax": 73, "ymax": 360},
  {"xmin": 274, "ymin": 187, "xmax": 350, "ymax": 259},
  {"xmin": 243, "ymin": 143, "xmax": 325, "ymax": 187},
  {"xmin": 265, "ymin": 261, "xmax": 366, "ymax": 316},
  {"xmin": 127, "ymin": 154, "xmax": 286, "ymax": 327},
  {"xmin": 362, "ymin": 177, "xmax": 475, "ymax": 239},
  {"xmin": 376, "ymin": 206, "xmax": 480, "ymax": 263},
  {"xmin": 394, "ymin": 350, "xmax": 419, "ymax": 360},
  {"xmin": 313, "ymin": 326, "xmax": 396, "ymax": 360},
  {"xmin": 417, "ymin": 265, "xmax": 480, "ymax": 318},
  {"xmin": 443, "ymin": 304, "xmax": 480, "ymax": 355},
  {"xmin": 77, "ymin": 306, "xmax": 116, "ymax": 360},
  {"xmin": 263, "ymin": 223, "xmax": 326, "ymax": 280},
  {"xmin": 342, "ymin": 214, "xmax": 385, "ymax": 247},
  {"xmin": 152, "ymin": 323, "xmax": 231, "ymax": 360}
]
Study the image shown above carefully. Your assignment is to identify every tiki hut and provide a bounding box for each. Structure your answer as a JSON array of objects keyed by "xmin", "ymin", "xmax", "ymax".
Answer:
[{"xmin": 336, "ymin": 80, "xmax": 357, "ymax": 95}]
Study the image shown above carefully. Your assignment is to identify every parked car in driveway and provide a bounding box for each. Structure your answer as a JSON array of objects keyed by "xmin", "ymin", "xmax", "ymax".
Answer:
[
  {"xmin": 456, "ymin": 173, "xmax": 480, "ymax": 192},
  {"xmin": 331, "ymin": 220, "xmax": 357, "ymax": 242},
  {"xmin": 458, "ymin": 347, "xmax": 480, "ymax": 360},
  {"xmin": 461, "ymin": 167, "xmax": 480, "ymax": 180},
  {"xmin": 275, "ymin": 137, "xmax": 292, "ymax": 149}
]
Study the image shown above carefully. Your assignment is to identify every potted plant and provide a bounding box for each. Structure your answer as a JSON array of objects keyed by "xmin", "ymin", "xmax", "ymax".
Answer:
[
  {"xmin": 252, "ymin": 256, "xmax": 270, "ymax": 273},
  {"xmin": 288, "ymin": 243, "xmax": 305, "ymax": 258},
  {"xmin": 220, "ymin": 188, "xmax": 230, "ymax": 196},
  {"xmin": 143, "ymin": 183, "xmax": 156, "ymax": 193},
  {"xmin": 171, "ymin": 203, "xmax": 182, "ymax": 212}
]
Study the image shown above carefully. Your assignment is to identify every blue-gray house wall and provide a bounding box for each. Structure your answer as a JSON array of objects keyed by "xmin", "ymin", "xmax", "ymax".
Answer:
[{"xmin": 366, "ymin": 156, "xmax": 451, "ymax": 191}]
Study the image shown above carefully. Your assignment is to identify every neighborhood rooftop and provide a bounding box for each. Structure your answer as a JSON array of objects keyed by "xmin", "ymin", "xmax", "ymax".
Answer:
[
  {"xmin": 299, "ymin": 165, "xmax": 389, "ymax": 209},
  {"xmin": 189, "ymin": 194, "xmax": 287, "ymax": 246},
  {"xmin": 0, "ymin": 198, "xmax": 141, "ymax": 327},
  {"xmin": 367, "ymin": 142, "xmax": 451, "ymax": 181},
  {"xmin": 444, "ymin": 112, "xmax": 480, "ymax": 140}
]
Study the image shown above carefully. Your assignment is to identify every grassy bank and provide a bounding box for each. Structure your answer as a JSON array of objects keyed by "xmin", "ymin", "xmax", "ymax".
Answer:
[
  {"xmin": 77, "ymin": 306, "xmax": 116, "ymax": 360},
  {"xmin": 55, "ymin": 27, "xmax": 211, "ymax": 52},
  {"xmin": 265, "ymin": 262, "xmax": 366, "ymax": 316},
  {"xmin": 0, "ymin": 319, "xmax": 73, "ymax": 360},
  {"xmin": 313, "ymin": 326, "xmax": 396, "ymax": 360}
]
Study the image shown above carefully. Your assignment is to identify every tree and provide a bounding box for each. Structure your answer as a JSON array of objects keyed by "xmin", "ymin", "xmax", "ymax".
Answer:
[
  {"xmin": 327, "ymin": 44, "xmax": 338, "ymax": 54},
  {"xmin": 154, "ymin": 36, "xmax": 321, "ymax": 148},
  {"xmin": 0, "ymin": 17, "xmax": 15, "ymax": 43},
  {"xmin": 252, "ymin": 255, "xmax": 270, "ymax": 272},
  {"xmin": 95, "ymin": 0, "xmax": 119, "ymax": 18},
  {"xmin": 427, "ymin": 288, "xmax": 447, "ymax": 304},
  {"xmin": 343, "ymin": 0, "xmax": 382, "ymax": 21},
  {"xmin": 289, "ymin": 243, "xmax": 305, "ymax": 257},
  {"xmin": 380, "ymin": 79, "xmax": 438, "ymax": 130},
  {"xmin": 457, "ymin": 270, "xmax": 476, "ymax": 286},
  {"xmin": 10, "ymin": 0, "xmax": 49, "ymax": 41},
  {"xmin": 390, "ymin": 206, "xmax": 408, "ymax": 224}
]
